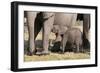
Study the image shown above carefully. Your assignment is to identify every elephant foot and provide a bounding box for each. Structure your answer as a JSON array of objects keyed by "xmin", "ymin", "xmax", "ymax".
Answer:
[
  {"xmin": 35, "ymin": 52, "xmax": 43, "ymax": 56},
  {"xmin": 80, "ymin": 48, "xmax": 85, "ymax": 53},
  {"xmin": 58, "ymin": 51, "xmax": 65, "ymax": 54},
  {"xmin": 27, "ymin": 52, "xmax": 33, "ymax": 56},
  {"xmin": 35, "ymin": 51, "xmax": 49, "ymax": 56},
  {"xmin": 42, "ymin": 51, "xmax": 50, "ymax": 55},
  {"xmin": 74, "ymin": 51, "xmax": 80, "ymax": 53},
  {"xmin": 27, "ymin": 50, "xmax": 36, "ymax": 56}
]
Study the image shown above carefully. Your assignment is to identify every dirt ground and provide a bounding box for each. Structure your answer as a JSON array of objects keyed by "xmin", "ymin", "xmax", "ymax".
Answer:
[{"xmin": 24, "ymin": 52, "xmax": 90, "ymax": 62}]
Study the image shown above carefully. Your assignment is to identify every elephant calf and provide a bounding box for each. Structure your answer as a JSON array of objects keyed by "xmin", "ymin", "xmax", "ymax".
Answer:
[{"xmin": 61, "ymin": 28, "xmax": 83, "ymax": 53}]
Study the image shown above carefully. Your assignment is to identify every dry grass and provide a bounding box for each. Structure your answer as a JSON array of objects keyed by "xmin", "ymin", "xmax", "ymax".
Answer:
[{"xmin": 24, "ymin": 52, "xmax": 90, "ymax": 62}]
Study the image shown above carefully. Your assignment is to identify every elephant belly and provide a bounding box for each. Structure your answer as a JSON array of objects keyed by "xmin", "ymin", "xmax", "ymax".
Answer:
[{"xmin": 54, "ymin": 13, "xmax": 74, "ymax": 26}]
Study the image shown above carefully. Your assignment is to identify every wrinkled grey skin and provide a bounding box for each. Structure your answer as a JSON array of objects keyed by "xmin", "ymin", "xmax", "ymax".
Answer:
[
  {"xmin": 61, "ymin": 28, "xmax": 83, "ymax": 53},
  {"xmin": 26, "ymin": 12, "xmax": 77, "ymax": 55}
]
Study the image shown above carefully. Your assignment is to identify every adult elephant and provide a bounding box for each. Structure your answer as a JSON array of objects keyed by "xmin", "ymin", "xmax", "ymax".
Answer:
[{"xmin": 26, "ymin": 12, "xmax": 77, "ymax": 55}]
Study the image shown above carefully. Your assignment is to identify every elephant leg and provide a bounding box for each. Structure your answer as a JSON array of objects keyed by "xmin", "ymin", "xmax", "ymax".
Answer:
[
  {"xmin": 83, "ymin": 14, "xmax": 90, "ymax": 49},
  {"xmin": 76, "ymin": 45, "xmax": 80, "ymax": 53},
  {"xmin": 55, "ymin": 34, "xmax": 62, "ymax": 42},
  {"xmin": 83, "ymin": 13, "xmax": 89, "ymax": 39},
  {"xmin": 75, "ymin": 41, "xmax": 80, "ymax": 53},
  {"xmin": 61, "ymin": 35, "xmax": 68, "ymax": 53},
  {"xmin": 27, "ymin": 12, "xmax": 37, "ymax": 55},
  {"xmin": 42, "ymin": 13, "xmax": 55, "ymax": 55}
]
